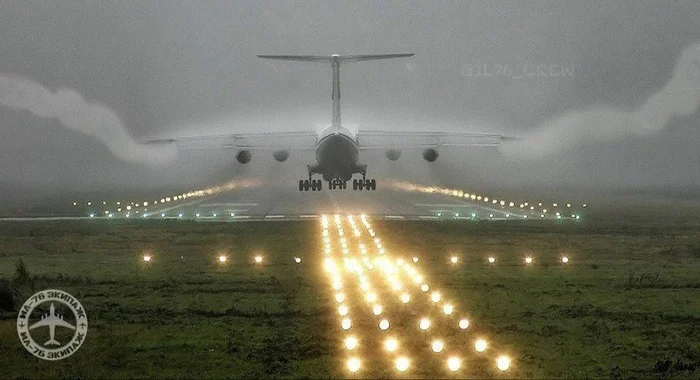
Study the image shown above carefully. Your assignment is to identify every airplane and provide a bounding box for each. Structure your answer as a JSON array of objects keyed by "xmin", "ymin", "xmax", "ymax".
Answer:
[
  {"xmin": 29, "ymin": 303, "xmax": 76, "ymax": 346},
  {"xmin": 146, "ymin": 54, "xmax": 510, "ymax": 192}
]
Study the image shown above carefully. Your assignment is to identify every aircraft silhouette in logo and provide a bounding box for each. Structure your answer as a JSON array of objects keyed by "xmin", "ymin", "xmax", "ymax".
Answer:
[{"xmin": 29, "ymin": 303, "xmax": 76, "ymax": 346}]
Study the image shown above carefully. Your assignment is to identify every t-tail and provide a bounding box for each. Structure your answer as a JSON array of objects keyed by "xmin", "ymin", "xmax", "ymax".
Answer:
[{"xmin": 257, "ymin": 54, "xmax": 414, "ymax": 129}]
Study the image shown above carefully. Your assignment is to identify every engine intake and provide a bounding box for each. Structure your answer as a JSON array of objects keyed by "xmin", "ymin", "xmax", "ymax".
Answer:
[
  {"xmin": 273, "ymin": 150, "xmax": 289, "ymax": 162},
  {"xmin": 422, "ymin": 148, "xmax": 439, "ymax": 162},
  {"xmin": 385, "ymin": 149, "xmax": 401, "ymax": 161},
  {"xmin": 236, "ymin": 150, "xmax": 252, "ymax": 164}
]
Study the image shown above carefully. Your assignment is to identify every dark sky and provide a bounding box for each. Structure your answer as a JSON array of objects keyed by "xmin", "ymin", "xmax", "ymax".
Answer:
[{"xmin": 1, "ymin": 1, "xmax": 699, "ymax": 202}]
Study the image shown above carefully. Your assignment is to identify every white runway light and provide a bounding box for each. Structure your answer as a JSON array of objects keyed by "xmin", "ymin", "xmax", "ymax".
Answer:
[
  {"xmin": 431, "ymin": 339, "xmax": 444, "ymax": 353},
  {"xmin": 347, "ymin": 357, "xmax": 361, "ymax": 373},
  {"xmin": 443, "ymin": 304, "xmax": 454, "ymax": 315},
  {"xmin": 384, "ymin": 337, "xmax": 398, "ymax": 352},
  {"xmin": 497, "ymin": 355, "xmax": 511, "ymax": 371},
  {"xmin": 344, "ymin": 336, "xmax": 358, "ymax": 350},
  {"xmin": 475, "ymin": 339, "xmax": 488, "ymax": 352},
  {"xmin": 459, "ymin": 318, "xmax": 470, "ymax": 329},
  {"xmin": 419, "ymin": 318, "xmax": 431, "ymax": 331},
  {"xmin": 562, "ymin": 256, "xmax": 569, "ymax": 263},
  {"xmin": 395, "ymin": 357, "xmax": 409, "ymax": 372},
  {"xmin": 341, "ymin": 318, "xmax": 352, "ymax": 331},
  {"xmin": 447, "ymin": 356, "xmax": 461, "ymax": 372},
  {"xmin": 379, "ymin": 319, "xmax": 390, "ymax": 331}
]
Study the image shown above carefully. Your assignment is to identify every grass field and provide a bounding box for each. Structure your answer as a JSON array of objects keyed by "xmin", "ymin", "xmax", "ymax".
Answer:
[{"xmin": 1, "ymin": 213, "xmax": 699, "ymax": 378}]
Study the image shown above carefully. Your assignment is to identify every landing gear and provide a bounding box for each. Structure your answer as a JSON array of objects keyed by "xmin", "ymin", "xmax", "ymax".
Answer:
[
  {"xmin": 298, "ymin": 179, "xmax": 323, "ymax": 191},
  {"xmin": 328, "ymin": 179, "xmax": 347, "ymax": 190},
  {"xmin": 352, "ymin": 178, "xmax": 377, "ymax": 191}
]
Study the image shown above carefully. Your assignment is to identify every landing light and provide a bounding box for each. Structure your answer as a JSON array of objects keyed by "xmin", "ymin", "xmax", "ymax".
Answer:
[
  {"xmin": 525, "ymin": 257, "xmax": 533, "ymax": 264},
  {"xmin": 384, "ymin": 337, "xmax": 398, "ymax": 352},
  {"xmin": 395, "ymin": 357, "xmax": 409, "ymax": 372},
  {"xmin": 345, "ymin": 336, "xmax": 358, "ymax": 350},
  {"xmin": 497, "ymin": 355, "xmax": 511, "ymax": 371},
  {"xmin": 419, "ymin": 318, "xmax": 431, "ymax": 331},
  {"xmin": 431, "ymin": 339, "xmax": 444, "ymax": 353},
  {"xmin": 143, "ymin": 255, "xmax": 152, "ymax": 263},
  {"xmin": 475, "ymin": 339, "xmax": 487, "ymax": 352},
  {"xmin": 347, "ymin": 357, "xmax": 361, "ymax": 373},
  {"xmin": 447, "ymin": 356, "xmax": 461, "ymax": 372},
  {"xmin": 254, "ymin": 255, "xmax": 263, "ymax": 264},
  {"xmin": 218, "ymin": 255, "xmax": 227, "ymax": 263},
  {"xmin": 450, "ymin": 256, "xmax": 458, "ymax": 264},
  {"xmin": 443, "ymin": 304, "xmax": 454, "ymax": 315}
]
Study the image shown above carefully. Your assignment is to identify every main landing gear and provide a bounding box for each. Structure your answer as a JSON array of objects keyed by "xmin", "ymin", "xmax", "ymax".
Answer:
[
  {"xmin": 298, "ymin": 177, "xmax": 376, "ymax": 191},
  {"xmin": 299, "ymin": 179, "xmax": 323, "ymax": 191},
  {"xmin": 352, "ymin": 178, "xmax": 377, "ymax": 191}
]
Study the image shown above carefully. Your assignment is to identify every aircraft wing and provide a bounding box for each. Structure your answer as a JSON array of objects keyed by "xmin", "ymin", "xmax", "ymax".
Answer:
[
  {"xmin": 143, "ymin": 132, "xmax": 318, "ymax": 150},
  {"xmin": 29, "ymin": 317, "xmax": 75, "ymax": 330},
  {"xmin": 357, "ymin": 130, "xmax": 515, "ymax": 149}
]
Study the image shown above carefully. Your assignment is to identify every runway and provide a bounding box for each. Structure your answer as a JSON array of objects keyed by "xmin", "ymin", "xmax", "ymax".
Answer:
[{"xmin": 39, "ymin": 179, "xmax": 586, "ymax": 222}]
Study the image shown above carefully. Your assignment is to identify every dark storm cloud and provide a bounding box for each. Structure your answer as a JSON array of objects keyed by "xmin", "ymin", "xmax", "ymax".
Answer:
[{"xmin": 1, "ymin": 0, "xmax": 699, "ymax": 201}]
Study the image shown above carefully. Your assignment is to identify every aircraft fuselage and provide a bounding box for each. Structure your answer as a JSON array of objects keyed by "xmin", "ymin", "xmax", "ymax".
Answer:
[{"xmin": 311, "ymin": 126, "xmax": 364, "ymax": 182}]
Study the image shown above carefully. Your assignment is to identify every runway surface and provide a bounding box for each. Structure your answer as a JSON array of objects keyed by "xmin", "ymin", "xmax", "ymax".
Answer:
[{"xmin": 34, "ymin": 179, "xmax": 586, "ymax": 222}]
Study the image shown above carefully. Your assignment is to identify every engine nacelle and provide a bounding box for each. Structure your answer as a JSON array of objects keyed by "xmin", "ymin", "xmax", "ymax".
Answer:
[
  {"xmin": 236, "ymin": 150, "xmax": 252, "ymax": 164},
  {"xmin": 385, "ymin": 149, "xmax": 401, "ymax": 161},
  {"xmin": 422, "ymin": 148, "xmax": 439, "ymax": 162},
  {"xmin": 273, "ymin": 150, "xmax": 289, "ymax": 162}
]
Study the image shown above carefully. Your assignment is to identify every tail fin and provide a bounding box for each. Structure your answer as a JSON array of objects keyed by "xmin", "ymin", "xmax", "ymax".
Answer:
[{"xmin": 258, "ymin": 54, "xmax": 414, "ymax": 127}]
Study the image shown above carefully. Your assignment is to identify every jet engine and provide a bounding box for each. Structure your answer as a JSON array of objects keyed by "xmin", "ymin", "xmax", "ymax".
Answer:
[
  {"xmin": 422, "ymin": 148, "xmax": 439, "ymax": 162},
  {"xmin": 385, "ymin": 149, "xmax": 401, "ymax": 161},
  {"xmin": 273, "ymin": 150, "xmax": 289, "ymax": 162},
  {"xmin": 236, "ymin": 150, "xmax": 252, "ymax": 164}
]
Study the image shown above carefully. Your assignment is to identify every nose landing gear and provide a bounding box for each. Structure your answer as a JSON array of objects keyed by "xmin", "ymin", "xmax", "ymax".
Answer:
[{"xmin": 329, "ymin": 179, "xmax": 347, "ymax": 190}]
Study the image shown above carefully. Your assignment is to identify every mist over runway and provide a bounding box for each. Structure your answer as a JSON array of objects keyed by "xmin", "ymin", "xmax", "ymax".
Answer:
[{"xmin": 56, "ymin": 176, "xmax": 586, "ymax": 222}]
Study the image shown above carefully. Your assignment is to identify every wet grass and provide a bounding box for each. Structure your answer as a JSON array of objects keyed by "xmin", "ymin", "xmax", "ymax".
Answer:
[{"xmin": 0, "ymin": 217, "xmax": 698, "ymax": 378}]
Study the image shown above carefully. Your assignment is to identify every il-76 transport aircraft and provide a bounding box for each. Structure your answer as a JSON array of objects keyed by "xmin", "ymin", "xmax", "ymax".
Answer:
[{"xmin": 147, "ymin": 54, "xmax": 510, "ymax": 192}]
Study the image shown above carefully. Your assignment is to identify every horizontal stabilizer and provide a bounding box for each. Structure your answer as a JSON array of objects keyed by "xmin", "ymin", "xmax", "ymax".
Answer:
[{"xmin": 257, "ymin": 54, "xmax": 414, "ymax": 63}]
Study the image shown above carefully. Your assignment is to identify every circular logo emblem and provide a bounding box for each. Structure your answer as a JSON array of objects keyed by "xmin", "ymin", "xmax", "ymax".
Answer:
[{"xmin": 16, "ymin": 289, "xmax": 88, "ymax": 361}]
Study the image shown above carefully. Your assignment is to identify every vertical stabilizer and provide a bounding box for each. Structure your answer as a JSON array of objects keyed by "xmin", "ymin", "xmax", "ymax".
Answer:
[{"xmin": 258, "ymin": 54, "xmax": 414, "ymax": 129}]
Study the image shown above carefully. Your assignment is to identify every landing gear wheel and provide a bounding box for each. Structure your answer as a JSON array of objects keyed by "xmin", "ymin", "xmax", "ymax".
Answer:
[
  {"xmin": 369, "ymin": 179, "xmax": 377, "ymax": 190},
  {"xmin": 299, "ymin": 180, "xmax": 304, "ymax": 192},
  {"xmin": 303, "ymin": 179, "xmax": 310, "ymax": 191}
]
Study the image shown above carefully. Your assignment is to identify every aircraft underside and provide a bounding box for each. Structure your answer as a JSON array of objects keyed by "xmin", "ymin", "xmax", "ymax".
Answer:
[{"xmin": 298, "ymin": 134, "xmax": 377, "ymax": 192}]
